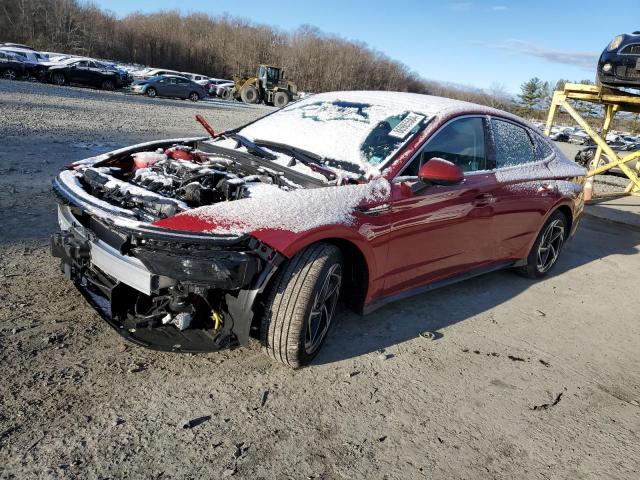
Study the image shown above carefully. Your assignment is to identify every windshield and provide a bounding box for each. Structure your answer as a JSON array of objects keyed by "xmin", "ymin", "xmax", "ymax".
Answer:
[{"xmin": 239, "ymin": 96, "xmax": 430, "ymax": 172}]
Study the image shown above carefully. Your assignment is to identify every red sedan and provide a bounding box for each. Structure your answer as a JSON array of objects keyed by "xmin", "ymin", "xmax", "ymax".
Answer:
[{"xmin": 51, "ymin": 91, "xmax": 586, "ymax": 367}]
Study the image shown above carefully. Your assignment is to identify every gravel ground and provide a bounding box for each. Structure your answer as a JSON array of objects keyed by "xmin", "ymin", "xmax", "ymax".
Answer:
[{"xmin": 1, "ymin": 80, "xmax": 639, "ymax": 479}]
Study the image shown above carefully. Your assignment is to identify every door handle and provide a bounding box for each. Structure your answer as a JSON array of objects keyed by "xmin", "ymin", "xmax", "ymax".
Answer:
[
  {"xmin": 473, "ymin": 193, "xmax": 494, "ymax": 207},
  {"xmin": 358, "ymin": 203, "xmax": 391, "ymax": 216}
]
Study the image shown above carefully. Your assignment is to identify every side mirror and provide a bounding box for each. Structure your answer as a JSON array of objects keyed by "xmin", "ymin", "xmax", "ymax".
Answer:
[{"xmin": 418, "ymin": 158, "xmax": 464, "ymax": 185}]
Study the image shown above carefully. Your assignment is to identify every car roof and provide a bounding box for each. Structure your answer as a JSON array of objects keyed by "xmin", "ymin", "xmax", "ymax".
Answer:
[{"xmin": 306, "ymin": 90, "xmax": 531, "ymax": 126}]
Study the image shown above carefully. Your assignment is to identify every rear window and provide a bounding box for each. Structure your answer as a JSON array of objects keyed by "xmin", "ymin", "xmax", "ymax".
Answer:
[{"xmin": 491, "ymin": 119, "xmax": 535, "ymax": 167}]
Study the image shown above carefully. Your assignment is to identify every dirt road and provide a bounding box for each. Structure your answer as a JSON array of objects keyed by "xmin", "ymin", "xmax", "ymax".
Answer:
[{"xmin": 1, "ymin": 81, "xmax": 639, "ymax": 479}]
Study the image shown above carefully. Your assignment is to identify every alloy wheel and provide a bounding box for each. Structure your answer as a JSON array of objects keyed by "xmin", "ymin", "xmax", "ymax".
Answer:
[
  {"xmin": 3, "ymin": 69, "xmax": 16, "ymax": 80},
  {"xmin": 536, "ymin": 219, "xmax": 565, "ymax": 273},
  {"xmin": 304, "ymin": 264, "xmax": 342, "ymax": 354}
]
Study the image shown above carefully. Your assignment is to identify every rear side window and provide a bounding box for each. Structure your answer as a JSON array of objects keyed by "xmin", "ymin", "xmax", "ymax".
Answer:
[
  {"xmin": 491, "ymin": 119, "xmax": 534, "ymax": 167},
  {"xmin": 534, "ymin": 134, "xmax": 554, "ymax": 160}
]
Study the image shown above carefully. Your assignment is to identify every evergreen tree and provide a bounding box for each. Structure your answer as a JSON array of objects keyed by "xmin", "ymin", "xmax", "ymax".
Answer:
[{"xmin": 518, "ymin": 77, "xmax": 544, "ymax": 113}]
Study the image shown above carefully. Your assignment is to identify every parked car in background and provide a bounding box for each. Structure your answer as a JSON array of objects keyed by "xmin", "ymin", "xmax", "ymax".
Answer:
[
  {"xmin": 129, "ymin": 75, "xmax": 207, "ymax": 101},
  {"xmin": 0, "ymin": 42, "xmax": 34, "ymax": 50},
  {"xmin": 181, "ymin": 72, "xmax": 211, "ymax": 85},
  {"xmin": 598, "ymin": 32, "xmax": 640, "ymax": 88},
  {"xmin": 0, "ymin": 51, "xmax": 27, "ymax": 79},
  {"xmin": 51, "ymin": 91, "xmax": 585, "ymax": 367},
  {"xmin": 0, "ymin": 46, "xmax": 46, "ymax": 76},
  {"xmin": 44, "ymin": 58, "xmax": 125, "ymax": 90},
  {"xmin": 206, "ymin": 78, "xmax": 234, "ymax": 97},
  {"xmin": 132, "ymin": 68, "xmax": 183, "ymax": 81},
  {"xmin": 568, "ymin": 130, "xmax": 593, "ymax": 145},
  {"xmin": 95, "ymin": 60, "xmax": 132, "ymax": 86}
]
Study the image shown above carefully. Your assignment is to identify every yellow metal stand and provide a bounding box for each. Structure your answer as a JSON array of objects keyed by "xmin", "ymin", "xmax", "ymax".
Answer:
[{"xmin": 544, "ymin": 83, "xmax": 640, "ymax": 196}]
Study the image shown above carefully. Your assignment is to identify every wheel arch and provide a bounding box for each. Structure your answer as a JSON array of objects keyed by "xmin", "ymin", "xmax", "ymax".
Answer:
[
  {"xmin": 555, "ymin": 204, "xmax": 573, "ymax": 235},
  {"xmin": 251, "ymin": 236, "xmax": 372, "ymax": 336}
]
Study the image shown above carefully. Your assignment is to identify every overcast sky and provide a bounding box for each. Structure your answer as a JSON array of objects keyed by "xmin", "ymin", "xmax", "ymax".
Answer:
[{"xmin": 99, "ymin": 0, "xmax": 640, "ymax": 93}]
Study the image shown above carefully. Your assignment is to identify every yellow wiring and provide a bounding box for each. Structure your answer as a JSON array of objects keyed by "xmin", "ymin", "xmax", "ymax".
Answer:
[{"xmin": 212, "ymin": 311, "xmax": 222, "ymax": 332}]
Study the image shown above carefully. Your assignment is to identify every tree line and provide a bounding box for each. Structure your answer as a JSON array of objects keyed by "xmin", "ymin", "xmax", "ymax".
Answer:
[
  {"xmin": 4, "ymin": 0, "xmax": 633, "ymax": 131},
  {"xmin": 0, "ymin": 0, "xmax": 517, "ymax": 105}
]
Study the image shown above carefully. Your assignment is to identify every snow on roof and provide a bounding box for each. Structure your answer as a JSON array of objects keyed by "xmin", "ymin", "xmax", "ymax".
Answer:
[{"xmin": 239, "ymin": 91, "xmax": 525, "ymax": 173}]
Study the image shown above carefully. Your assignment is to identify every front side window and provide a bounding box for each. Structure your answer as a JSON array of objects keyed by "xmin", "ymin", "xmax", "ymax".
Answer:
[
  {"xmin": 491, "ymin": 119, "xmax": 534, "ymax": 168},
  {"xmin": 403, "ymin": 116, "xmax": 486, "ymax": 176}
]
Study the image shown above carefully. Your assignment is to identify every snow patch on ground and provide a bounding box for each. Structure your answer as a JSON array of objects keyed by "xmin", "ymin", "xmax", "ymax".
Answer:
[{"xmin": 184, "ymin": 177, "xmax": 391, "ymax": 235}]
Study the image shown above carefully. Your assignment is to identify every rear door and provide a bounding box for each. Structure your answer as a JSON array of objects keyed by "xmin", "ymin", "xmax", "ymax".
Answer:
[
  {"xmin": 487, "ymin": 117, "xmax": 558, "ymax": 261},
  {"xmin": 383, "ymin": 116, "xmax": 502, "ymax": 297}
]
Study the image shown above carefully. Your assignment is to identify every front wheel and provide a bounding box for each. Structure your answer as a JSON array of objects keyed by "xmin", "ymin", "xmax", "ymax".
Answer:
[
  {"xmin": 146, "ymin": 87, "xmax": 157, "ymax": 98},
  {"xmin": 101, "ymin": 79, "xmax": 115, "ymax": 90},
  {"xmin": 516, "ymin": 211, "xmax": 568, "ymax": 278},
  {"xmin": 51, "ymin": 72, "xmax": 65, "ymax": 85},
  {"xmin": 2, "ymin": 68, "xmax": 17, "ymax": 80},
  {"xmin": 188, "ymin": 91, "xmax": 200, "ymax": 102},
  {"xmin": 273, "ymin": 91, "xmax": 289, "ymax": 108},
  {"xmin": 260, "ymin": 243, "xmax": 343, "ymax": 368}
]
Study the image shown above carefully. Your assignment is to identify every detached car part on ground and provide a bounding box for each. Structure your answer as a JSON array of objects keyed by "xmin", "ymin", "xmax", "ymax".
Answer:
[{"xmin": 51, "ymin": 91, "xmax": 586, "ymax": 368}]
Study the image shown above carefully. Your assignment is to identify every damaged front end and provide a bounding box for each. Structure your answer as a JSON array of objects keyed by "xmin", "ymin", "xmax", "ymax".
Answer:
[{"xmin": 51, "ymin": 138, "xmax": 290, "ymax": 352}]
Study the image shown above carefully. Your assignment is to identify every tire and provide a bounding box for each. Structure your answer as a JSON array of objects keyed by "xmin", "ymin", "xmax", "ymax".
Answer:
[
  {"xmin": 273, "ymin": 91, "xmax": 289, "ymax": 108},
  {"xmin": 101, "ymin": 79, "xmax": 115, "ymax": 90},
  {"xmin": 240, "ymin": 84, "xmax": 259, "ymax": 104},
  {"xmin": 146, "ymin": 87, "xmax": 157, "ymax": 98},
  {"xmin": 188, "ymin": 91, "xmax": 200, "ymax": 102},
  {"xmin": 2, "ymin": 68, "xmax": 17, "ymax": 80},
  {"xmin": 51, "ymin": 72, "xmax": 65, "ymax": 86},
  {"xmin": 260, "ymin": 243, "xmax": 343, "ymax": 368},
  {"xmin": 516, "ymin": 211, "xmax": 568, "ymax": 278},
  {"xmin": 220, "ymin": 88, "xmax": 232, "ymax": 100}
]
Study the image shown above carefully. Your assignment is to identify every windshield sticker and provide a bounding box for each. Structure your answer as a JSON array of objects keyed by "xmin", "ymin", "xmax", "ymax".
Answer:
[
  {"xmin": 388, "ymin": 112, "xmax": 426, "ymax": 139},
  {"xmin": 286, "ymin": 101, "xmax": 371, "ymax": 123}
]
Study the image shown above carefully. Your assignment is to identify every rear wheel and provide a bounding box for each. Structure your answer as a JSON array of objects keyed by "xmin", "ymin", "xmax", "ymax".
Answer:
[
  {"xmin": 516, "ymin": 211, "xmax": 568, "ymax": 278},
  {"xmin": 260, "ymin": 243, "xmax": 343, "ymax": 368},
  {"xmin": 220, "ymin": 88, "xmax": 232, "ymax": 100},
  {"xmin": 273, "ymin": 91, "xmax": 290, "ymax": 108},
  {"xmin": 146, "ymin": 87, "xmax": 157, "ymax": 98},
  {"xmin": 240, "ymin": 84, "xmax": 259, "ymax": 104},
  {"xmin": 2, "ymin": 68, "xmax": 17, "ymax": 80},
  {"xmin": 101, "ymin": 79, "xmax": 115, "ymax": 90},
  {"xmin": 51, "ymin": 72, "xmax": 65, "ymax": 86},
  {"xmin": 188, "ymin": 91, "xmax": 200, "ymax": 102}
]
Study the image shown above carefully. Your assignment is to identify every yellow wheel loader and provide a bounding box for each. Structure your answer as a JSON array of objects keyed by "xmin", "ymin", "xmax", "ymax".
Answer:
[{"xmin": 231, "ymin": 65, "xmax": 298, "ymax": 107}]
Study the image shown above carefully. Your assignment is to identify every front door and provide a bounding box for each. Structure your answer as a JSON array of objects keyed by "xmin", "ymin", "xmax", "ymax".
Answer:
[{"xmin": 383, "ymin": 116, "xmax": 501, "ymax": 297}]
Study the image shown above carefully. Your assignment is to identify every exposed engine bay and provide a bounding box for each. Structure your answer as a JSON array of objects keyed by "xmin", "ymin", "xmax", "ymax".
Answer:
[{"xmin": 75, "ymin": 143, "xmax": 312, "ymax": 222}]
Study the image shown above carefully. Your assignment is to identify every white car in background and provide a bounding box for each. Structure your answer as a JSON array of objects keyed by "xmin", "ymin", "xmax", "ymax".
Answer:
[
  {"xmin": 180, "ymin": 72, "xmax": 211, "ymax": 85},
  {"xmin": 132, "ymin": 68, "xmax": 184, "ymax": 80}
]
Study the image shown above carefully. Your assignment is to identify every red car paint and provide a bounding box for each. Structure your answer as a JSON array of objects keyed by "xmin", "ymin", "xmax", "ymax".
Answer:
[{"xmin": 153, "ymin": 110, "xmax": 584, "ymax": 309}]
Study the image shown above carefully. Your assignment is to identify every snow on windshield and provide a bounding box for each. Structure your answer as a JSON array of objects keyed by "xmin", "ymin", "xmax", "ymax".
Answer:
[{"xmin": 238, "ymin": 91, "xmax": 451, "ymax": 173}]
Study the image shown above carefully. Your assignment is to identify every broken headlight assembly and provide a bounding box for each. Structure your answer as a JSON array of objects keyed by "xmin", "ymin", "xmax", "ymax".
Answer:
[{"xmin": 132, "ymin": 244, "xmax": 261, "ymax": 290}]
